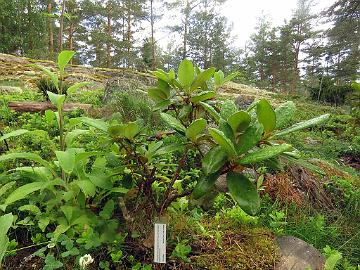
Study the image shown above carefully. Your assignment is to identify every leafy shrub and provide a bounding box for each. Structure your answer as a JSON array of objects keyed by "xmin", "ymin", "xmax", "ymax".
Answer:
[
  {"xmin": 0, "ymin": 51, "xmax": 331, "ymax": 268},
  {"xmin": 308, "ymin": 76, "xmax": 354, "ymax": 105}
]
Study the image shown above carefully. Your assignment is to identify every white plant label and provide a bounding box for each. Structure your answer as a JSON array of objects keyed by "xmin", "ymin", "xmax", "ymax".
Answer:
[{"xmin": 154, "ymin": 222, "xmax": 166, "ymax": 263}]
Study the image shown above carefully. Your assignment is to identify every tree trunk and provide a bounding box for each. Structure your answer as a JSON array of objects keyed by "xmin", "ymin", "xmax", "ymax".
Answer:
[
  {"xmin": 27, "ymin": 0, "xmax": 34, "ymax": 51},
  {"xmin": 150, "ymin": 0, "xmax": 156, "ymax": 70},
  {"xmin": 59, "ymin": 0, "xmax": 66, "ymax": 51},
  {"xmin": 182, "ymin": 0, "xmax": 190, "ymax": 60},
  {"xmin": 68, "ymin": 23, "xmax": 74, "ymax": 51},
  {"xmin": 48, "ymin": 1, "xmax": 54, "ymax": 55},
  {"xmin": 106, "ymin": 1, "xmax": 113, "ymax": 68},
  {"xmin": 292, "ymin": 41, "xmax": 301, "ymax": 92},
  {"xmin": 126, "ymin": 0, "xmax": 132, "ymax": 67}
]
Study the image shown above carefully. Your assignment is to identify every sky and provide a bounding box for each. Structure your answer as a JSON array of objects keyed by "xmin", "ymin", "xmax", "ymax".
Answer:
[
  {"xmin": 220, "ymin": 0, "xmax": 335, "ymax": 49},
  {"xmin": 155, "ymin": 0, "xmax": 336, "ymax": 51}
]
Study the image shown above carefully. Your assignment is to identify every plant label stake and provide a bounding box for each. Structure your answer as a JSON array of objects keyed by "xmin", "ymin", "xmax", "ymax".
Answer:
[{"xmin": 154, "ymin": 218, "xmax": 167, "ymax": 264}]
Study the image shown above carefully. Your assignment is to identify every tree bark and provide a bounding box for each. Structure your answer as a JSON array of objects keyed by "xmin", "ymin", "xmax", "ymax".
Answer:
[
  {"xmin": 126, "ymin": 0, "xmax": 132, "ymax": 67},
  {"xmin": 182, "ymin": 0, "xmax": 190, "ymax": 60},
  {"xmin": 48, "ymin": 1, "xmax": 54, "ymax": 55},
  {"xmin": 106, "ymin": 1, "xmax": 113, "ymax": 68},
  {"xmin": 27, "ymin": 0, "xmax": 34, "ymax": 51},
  {"xmin": 59, "ymin": 0, "xmax": 66, "ymax": 51},
  {"xmin": 150, "ymin": 0, "xmax": 156, "ymax": 70}
]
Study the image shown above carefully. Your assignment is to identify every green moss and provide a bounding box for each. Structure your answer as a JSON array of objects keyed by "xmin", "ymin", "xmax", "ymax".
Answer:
[{"xmin": 169, "ymin": 213, "xmax": 278, "ymax": 269}]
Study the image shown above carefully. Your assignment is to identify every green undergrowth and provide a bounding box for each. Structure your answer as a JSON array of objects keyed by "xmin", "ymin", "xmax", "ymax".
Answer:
[
  {"xmin": 1, "ymin": 68, "xmax": 359, "ymax": 269},
  {"xmin": 168, "ymin": 209, "xmax": 277, "ymax": 270}
]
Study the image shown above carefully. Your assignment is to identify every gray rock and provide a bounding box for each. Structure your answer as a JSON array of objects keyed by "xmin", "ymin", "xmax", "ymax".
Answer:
[
  {"xmin": 276, "ymin": 236, "xmax": 325, "ymax": 270},
  {"xmin": 235, "ymin": 95, "xmax": 255, "ymax": 110},
  {"xmin": 215, "ymin": 174, "xmax": 227, "ymax": 192}
]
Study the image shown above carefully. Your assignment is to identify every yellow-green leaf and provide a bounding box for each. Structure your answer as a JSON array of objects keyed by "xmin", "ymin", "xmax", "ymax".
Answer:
[
  {"xmin": 58, "ymin": 50, "xmax": 75, "ymax": 75},
  {"xmin": 256, "ymin": 99, "xmax": 276, "ymax": 132},
  {"xmin": 237, "ymin": 144, "xmax": 292, "ymax": 165},
  {"xmin": 186, "ymin": 119, "xmax": 207, "ymax": 142},
  {"xmin": 228, "ymin": 111, "xmax": 251, "ymax": 133},
  {"xmin": 178, "ymin": 59, "xmax": 194, "ymax": 90},
  {"xmin": 209, "ymin": 128, "xmax": 237, "ymax": 157}
]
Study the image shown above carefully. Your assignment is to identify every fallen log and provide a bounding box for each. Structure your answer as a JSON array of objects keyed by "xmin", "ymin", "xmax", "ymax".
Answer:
[{"xmin": 8, "ymin": 101, "xmax": 92, "ymax": 113}]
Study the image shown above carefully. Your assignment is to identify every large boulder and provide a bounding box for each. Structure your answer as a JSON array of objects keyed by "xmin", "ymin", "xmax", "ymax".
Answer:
[{"xmin": 276, "ymin": 236, "xmax": 325, "ymax": 270}]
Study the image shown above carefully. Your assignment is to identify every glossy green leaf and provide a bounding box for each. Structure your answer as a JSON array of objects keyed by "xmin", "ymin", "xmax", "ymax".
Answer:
[
  {"xmin": 199, "ymin": 102, "xmax": 220, "ymax": 123},
  {"xmin": 157, "ymin": 79, "xmax": 170, "ymax": 91},
  {"xmin": 191, "ymin": 67, "xmax": 215, "ymax": 91},
  {"xmin": 58, "ymin": 50, "xmax": 75, "ymax": 75},
  {"xmin": 178, "ymin": 59, "xmax": 194, "ymax": 90},
  {"xmin": 55, "ymin": 149, "xmax": 76, "ymax": 174},
  {"xmin": 151, "ymin": 70, "xmax": 170, "ymax": 82},
  {"xmin": 209, "ymin": 128, "xmax": 237, "ymax": 157},
  {"xmin": 189, "ymin": 91, "xmax": 216, "ymax": 103},
  {"xmin": 237, "ymin": 144, "xmax": 292, "ymax": 165},
  {"xmin": 275, "ymin": 101, "xmax": 296, "ymax": 128},
  {"xmin": 0, "ymin": 129, "xmax": 28, "ymax": 142},
  {"xmin": 192, "ymin": 173, "xmax": 219, "ymax": 200},
  {"xmin": 67, "ymin": 82, "xmax": 92, "ymax": 95},
  {"xmin": 236, "ymin": 122, "xmax": 264, "ymax": 154},
  {"xmin": 228, "ymin": 111, "xmax": 251, "ymax": 133},
  {"xmin": 186, "ymin": 119, "xmax": 207, "ymax": 142},
  {"xmin": 153, "ymin": 100, "xmax": 172, "ymax": 111},
  {"xmin": 227, "ymin": 172, "xmax": 260, "ymax": 215},
  {"xmin": 47, "ymin": 91, "xmax": 65, "ymax": 109},
  {"xmin": 160, "ymin": 113, "xmax": 186, "ymax": 133},
  {"xmin": 256, "ymin": 99, "xmax": 276, "ymax": 132},
  {"xmin": 202, "ymin": 146, "xmax": 228, "ymax": 175},
  {"xmin": 274, "ymin": 114, "xmax": 330, "ymax": 137},
  {"xmin": 148, "ymin": 87, "xmax": 170, "ymax": 102},
  {"xmin": 219, "ymin": 119, "xmax": 235, "ymax": 144}
]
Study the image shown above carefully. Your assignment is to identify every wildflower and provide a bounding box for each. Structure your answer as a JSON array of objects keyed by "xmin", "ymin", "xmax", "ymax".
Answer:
[
  {"xmin": 47, "ymin": 243, "xmax": 55, "ymax": 248},
  {"xmin": 79, "ymin": 254, "xmax": 94, "ymax": 269}
]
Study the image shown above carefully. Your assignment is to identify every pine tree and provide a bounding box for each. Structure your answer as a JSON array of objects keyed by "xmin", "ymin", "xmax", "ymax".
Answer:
[{"xmin": 325, "ymin": 0, "xmax": 360, "ymax": 82}]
